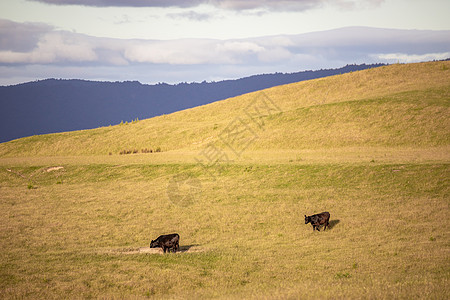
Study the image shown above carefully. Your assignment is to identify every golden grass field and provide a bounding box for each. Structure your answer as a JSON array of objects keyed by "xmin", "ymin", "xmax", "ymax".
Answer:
[{"xmin": 0, "ymin": 61, "xmax": 449, "ymax": 299}]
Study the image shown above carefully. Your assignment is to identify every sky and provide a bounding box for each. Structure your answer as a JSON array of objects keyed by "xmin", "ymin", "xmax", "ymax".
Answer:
[{"xmin": 0, "ymin": 0, "xmax": 449, "ymax": 86}]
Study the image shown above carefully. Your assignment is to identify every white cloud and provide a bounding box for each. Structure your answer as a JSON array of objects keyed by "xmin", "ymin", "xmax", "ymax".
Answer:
[
  {"xmin": 37, "ymin": 33, "xmax": 98, "ymax": 62},
  {"xmin": 166, "ymin": 10, "xmax": 213, "ymax": 21},
  {"xmin": 217, "ymin": 41, "xmax": 264, "ymax": 58},
  {"xmin": 0, "ymin": 23, "xmax": 449, "ymax": 85},
  {"xmin": 257, "ymin": 47, "xmax": 292, "ymax": 62},
  {"xmin": 126, "ymin": 39, "xmax": 216, "ymax": 64},
  {"xmin": 374, "ymin": 52, "xmax": 450, "ymax": 63},
  {"xmin": 0, "ymin": 31, "xmax": 97, "ymax": 64},
  {"xmin": 123, "ymin": 40, "xmax": 266, "ymax": 65}
]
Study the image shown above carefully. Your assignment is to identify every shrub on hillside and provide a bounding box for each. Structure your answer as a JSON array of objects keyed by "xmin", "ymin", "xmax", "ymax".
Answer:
[{"xmin": 118, "ymin": 147, "xmax": 161, "ymax": 155}]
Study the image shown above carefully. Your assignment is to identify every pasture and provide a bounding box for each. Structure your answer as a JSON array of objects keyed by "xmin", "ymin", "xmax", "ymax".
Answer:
[
  {"xmin": 0, "ymin": 61, "xmax": 449, "ymax": 298},
  {"xmin": 0, "ymin": 152, "xmax": 448, "ymax": 298}
]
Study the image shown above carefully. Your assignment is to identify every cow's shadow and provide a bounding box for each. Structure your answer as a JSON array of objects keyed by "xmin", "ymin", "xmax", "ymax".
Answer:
[
  {"xmin": 179, "ymin": 244, "xmax": 200, "ymax": 253},
  {"xmin": 327, "ymin": 219, "xmax": 340, "ymax": 230}
]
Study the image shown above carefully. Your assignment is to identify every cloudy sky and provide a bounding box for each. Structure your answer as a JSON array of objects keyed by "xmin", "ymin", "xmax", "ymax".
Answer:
[{"xmin": 0, "ymin": 0, "xmax": 449, "ymax": 85}]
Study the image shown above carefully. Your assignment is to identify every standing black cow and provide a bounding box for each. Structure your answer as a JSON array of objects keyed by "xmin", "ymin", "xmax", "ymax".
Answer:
[
  {"xmin": 305, "ymin": 212, "xmax": 330, "ymax": 231},
  {"xmin": 150, "ymin": 233, "xmax": 180, "ymax": 253}
]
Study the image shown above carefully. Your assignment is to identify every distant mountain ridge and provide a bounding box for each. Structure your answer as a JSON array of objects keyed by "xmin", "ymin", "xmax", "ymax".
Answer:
[{"xmin": 0, "ymin": 63, "xmax": 384, "ymax": 143}]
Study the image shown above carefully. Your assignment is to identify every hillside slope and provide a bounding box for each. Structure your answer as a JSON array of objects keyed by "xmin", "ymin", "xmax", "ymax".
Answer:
[
  {"xmin": 0, "ymin": 61, "xmax": 448, "ymax": 157},
  {"xmin": 0, "ymin": 64, "xmax": 382, "ymax": 143}
]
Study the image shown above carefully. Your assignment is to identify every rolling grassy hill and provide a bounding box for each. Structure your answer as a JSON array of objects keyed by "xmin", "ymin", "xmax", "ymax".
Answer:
[
  {"xmin": 0, "ymin": 61, "xmax": 448, "ymax": 158},
  {"xmin": 0, "ymin": 61, "xmax": 449, "ymax": 299},
  {"xmin": 0, "ymin": 64, "xmax": 383, "ymax": 144}
]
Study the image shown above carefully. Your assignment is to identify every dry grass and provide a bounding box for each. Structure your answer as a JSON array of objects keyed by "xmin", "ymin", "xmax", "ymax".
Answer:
[
  {"xmin": 0, "ymin": 161, "xmax": 448, "ymax": 298},
  {"xmin": 0, "ymin": 61, "xmax": 449, "ymax": 298}
]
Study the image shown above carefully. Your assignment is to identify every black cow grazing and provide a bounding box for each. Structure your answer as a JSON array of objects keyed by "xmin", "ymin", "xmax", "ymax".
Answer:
[
  {"xmin": 305, "ymin": 212, "xmax": 330, "ymax": 231},
  {"xmin": 150, "ymin": 233, "xmax": 180, "ymax": 253}
]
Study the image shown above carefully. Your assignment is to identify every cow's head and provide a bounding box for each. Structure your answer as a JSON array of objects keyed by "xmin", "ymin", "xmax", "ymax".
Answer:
[
  {"xmin": 150, "ymin": 240, "xmax": 158, "ymax": 248},
  {"xmin": 305, "ymin": 215, "xmax": 310, "ymax": 224}
]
